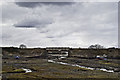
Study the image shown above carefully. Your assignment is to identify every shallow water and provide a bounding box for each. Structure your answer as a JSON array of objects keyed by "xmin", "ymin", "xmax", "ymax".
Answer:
[
  {"xmin": 21, "ymin": 68, "xmax": 32, "ymax": 73},
  {"xmin": 48, "ymin": 60, "xmax": 116, "ymax": 73}
]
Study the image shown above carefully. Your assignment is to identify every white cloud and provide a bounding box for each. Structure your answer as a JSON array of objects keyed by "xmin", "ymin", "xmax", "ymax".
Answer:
[{"xmin": 1, "ymin": 2, "xmax": 118, "ymax": 48}]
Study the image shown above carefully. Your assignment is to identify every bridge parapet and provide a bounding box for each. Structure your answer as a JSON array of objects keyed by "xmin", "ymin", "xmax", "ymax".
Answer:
[
  {"xmin": 46, "ymin": 47, "xmax": 70, "ymax": 51},
  {"xmin": 46, "ymin": 47, "xmax": 70, "ymax": 57}
]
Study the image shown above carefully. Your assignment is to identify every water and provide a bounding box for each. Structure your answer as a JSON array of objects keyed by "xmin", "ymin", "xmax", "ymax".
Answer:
[
  {"xmin": 21, "ymin": 68, "xmax": 32, "ymax": 73},
  {"xmin": 48, "ymin": 60, "xmax": 116, "ymax": 73}
]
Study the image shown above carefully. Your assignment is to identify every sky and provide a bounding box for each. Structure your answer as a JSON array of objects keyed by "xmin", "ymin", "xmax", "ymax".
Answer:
[{"xmin": 1, "ymin": 1, "xmax": 119, "ymax": 48}]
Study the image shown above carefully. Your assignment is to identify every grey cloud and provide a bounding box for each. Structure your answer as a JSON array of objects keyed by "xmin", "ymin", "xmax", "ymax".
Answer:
[
  {"xmin": 40, "ymin": 2, "xmax": 74, "ymax": 6},
  {"xmin": 14, "ymin": 20, "xmax": 39, "ymax": 28},
  {"xmin": 2, "ymin": 2, "xmax": 28, "ymax": 23},
  {"xmin": 119, "ymin": 2, "xmax": 120, "ymax": 47},
  {"xmin": 15, "ymin": 2, "xmax": 74, "ymax": 8},
  {"xmin": 2, "ymin": 34, "xmax": 12, "ymax": 39},
  {"xmin": 15, "ymin": 2, "xmax": 39, "ymax": 8},
  {"xmin": 40, "ymin": 30, "xmax": 49, "ymax": 33},
  {"xmin": 2, "ymin": 2, "xmax": 118, "ymax": 48},
  {"xmin": 47, "ymin": 30, "xmax": 75, "ymax": 38},
  {"xmin": 14, "ymin": 18, "xmax": 53, "ymax": 28},
  {"xmin": 46, "ymin": 36, "xmax": 54, "ymax": 38}
]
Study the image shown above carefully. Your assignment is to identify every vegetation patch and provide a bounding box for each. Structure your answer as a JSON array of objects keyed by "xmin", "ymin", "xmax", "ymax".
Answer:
[
  {"xmin": 7, "ymin": 69, "xmax": 25, "ymax": 73},
  {"xmin": 98, "ymin": 61, "xmax": 118, "ymax": 66}
]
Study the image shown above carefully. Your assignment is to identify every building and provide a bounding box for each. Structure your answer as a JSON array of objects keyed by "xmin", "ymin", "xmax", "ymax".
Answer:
[{"xmin": 46, "ymin": 47, "xmax": 70, "ymax": 57}]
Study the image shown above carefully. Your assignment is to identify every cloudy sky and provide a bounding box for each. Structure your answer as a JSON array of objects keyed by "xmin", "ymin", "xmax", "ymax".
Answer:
[{"xmin": 1, "ymin": 1, "xmax": 118, "ymax": 48}]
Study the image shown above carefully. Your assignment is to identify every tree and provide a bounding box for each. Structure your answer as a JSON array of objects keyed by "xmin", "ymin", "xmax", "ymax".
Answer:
[
  {"xmin": 19, "ymin": 44, "xmax": 27, "ymax": 49},
  {"xmin": 88, "ymin": 44, "xmax": 104, "ymax": 49}
]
